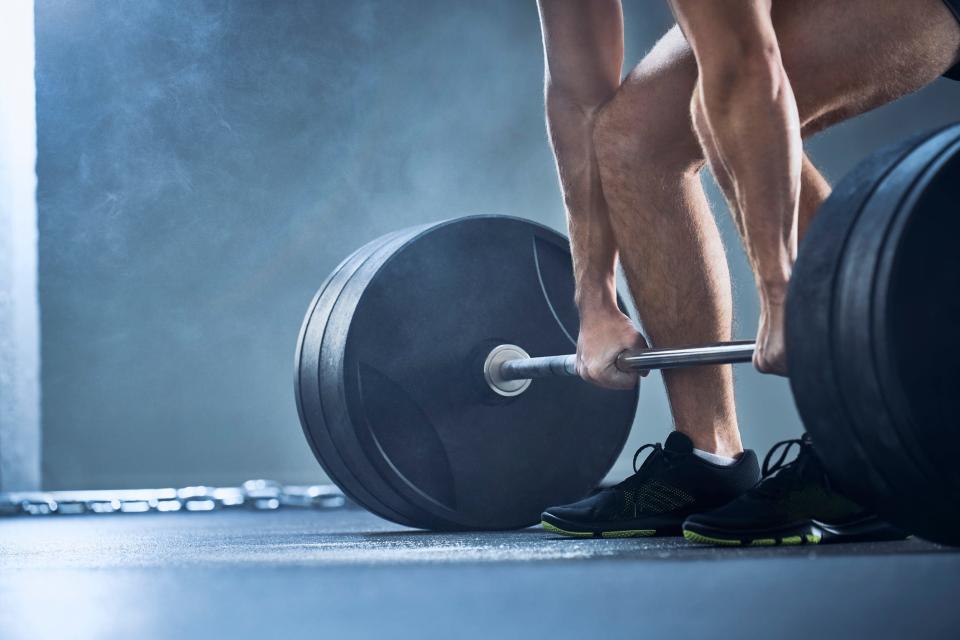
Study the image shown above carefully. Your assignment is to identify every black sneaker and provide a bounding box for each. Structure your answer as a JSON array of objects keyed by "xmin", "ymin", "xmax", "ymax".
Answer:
[
  {"xmin": 682, "ymin": 435, "xmax": 909, "ymax": 546},
  {"xmin": 541, "ymin": 432, "xmax": 760, "ymax": 538}
]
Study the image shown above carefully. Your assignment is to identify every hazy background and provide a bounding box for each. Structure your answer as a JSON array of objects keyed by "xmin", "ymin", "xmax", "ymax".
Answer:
[{"xmin": 35, "ymin": 0, "xmax": 960, "ymax": 489}]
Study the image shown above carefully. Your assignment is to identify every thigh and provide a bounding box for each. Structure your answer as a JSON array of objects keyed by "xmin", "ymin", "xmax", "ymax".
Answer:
[
  {"xmin": 599, "ymin": 0, "xmax": 960, "ymax": 164},
  {"xmin": 666, "ymin": 0, "xmax": 960, "ymax": 135},
  {"xmin": 536, "ymin": 0, "xmax": 624, "ymax": 104},
  {"xmin": 777, "ymin": 0, "xmax": 960, "ymax": 133}
]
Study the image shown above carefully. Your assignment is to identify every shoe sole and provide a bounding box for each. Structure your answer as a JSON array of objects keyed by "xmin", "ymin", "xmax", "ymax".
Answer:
[
  {"xmin": 683, "ymin": 528, "xmax": 821, "ymax": 546},
  {"xmin": 682, "ymin": 515, "xmax": 909, "ymax": 547},
  {"xmin": 541, "ymin": 520, "xmax": 657, "ymax": 539}
]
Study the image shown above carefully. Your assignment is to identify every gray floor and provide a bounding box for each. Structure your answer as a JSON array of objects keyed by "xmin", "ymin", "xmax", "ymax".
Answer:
[{"xmin": 1, "ymin": 508, "xmax": 958, "ymax": 640}]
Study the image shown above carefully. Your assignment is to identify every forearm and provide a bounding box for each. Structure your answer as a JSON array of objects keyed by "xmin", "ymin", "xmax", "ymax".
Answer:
[
  {"xmin": 568, "ymin": 196, "xmax": 619, "ymax": 315},
  {"xmin": 546, "ymin": 87, "xmax": 620, "ymax": 317},
  {"xmin": 698, "ymin": 61, "xmax": 802, "ymax": 297},
  {"xmin": 672, "ymin": 0, "xmax": 802, "ymax": 375}
]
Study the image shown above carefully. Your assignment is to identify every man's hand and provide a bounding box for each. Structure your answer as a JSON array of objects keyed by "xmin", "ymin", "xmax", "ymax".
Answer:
[
  {"xmin": 754, "ymin": 293, "xmax": 788, "ymax": 376},
  {"xmin": 576, "ymin": 308, "xmax": 649, "ymax": 389}
]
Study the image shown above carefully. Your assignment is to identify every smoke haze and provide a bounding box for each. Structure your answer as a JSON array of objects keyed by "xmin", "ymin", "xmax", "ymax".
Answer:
[{"xmin": 35, "ymin": 0, "xmax": 960, "ymax": 488}]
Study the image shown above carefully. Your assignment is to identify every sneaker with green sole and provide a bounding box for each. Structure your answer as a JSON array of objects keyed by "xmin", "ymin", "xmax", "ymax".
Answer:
[
  {"xmin": 682, "ymin": 435, "xmax": 909, "ymax": 546},
  {"xmin": 541, "ymin": 432, "xmax": 760, "ymax": 538}
]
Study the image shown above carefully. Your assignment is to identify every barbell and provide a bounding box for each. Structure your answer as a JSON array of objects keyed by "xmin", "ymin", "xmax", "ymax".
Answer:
[{"xmin": 294, "ymin": 123, "xmax": 960, "ymax": 544}]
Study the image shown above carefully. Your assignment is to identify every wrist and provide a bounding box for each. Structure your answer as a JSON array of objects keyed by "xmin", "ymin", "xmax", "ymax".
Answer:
[
  {"xmin": 575, "ymin": 294, "xmax": 621, "ymax": 322},
  {"xmin": 573, "ymin": 267, "xmax": 619, "ymax": 318}
]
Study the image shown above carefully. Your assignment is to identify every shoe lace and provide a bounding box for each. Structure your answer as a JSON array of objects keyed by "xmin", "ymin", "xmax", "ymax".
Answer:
[
  {"xmin": 761, "ymin": 438, "xmax": 804, "ymax": 477},
  {"xmin": 612, "ymin": 442, "xmax": 677, "ymax": 490},
  {"xmin": 754, "ymin": 437, "xmax": 813, "ymax": 497},
  {"xmin": 632, "ymin": 442, "xmax": 664, "ymax": 474}
]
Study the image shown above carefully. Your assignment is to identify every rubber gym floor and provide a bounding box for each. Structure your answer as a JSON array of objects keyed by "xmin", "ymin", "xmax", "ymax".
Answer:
[{"xmin": 2, "ymin": 507, "xmax": 957, "ymax": 639}]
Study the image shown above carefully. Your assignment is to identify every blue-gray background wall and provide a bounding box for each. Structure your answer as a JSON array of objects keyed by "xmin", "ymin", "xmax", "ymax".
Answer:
[{"xmin": 35, "ymin": 0, "xmax": 960, "ymax": 489}]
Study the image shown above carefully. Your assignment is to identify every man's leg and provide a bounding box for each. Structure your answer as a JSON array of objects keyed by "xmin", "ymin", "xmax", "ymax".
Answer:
[
  {"xmin": 592, "ymin": 27, "xmax": 742, "ymax": 457},
  {"xmin": 796, "ymin": 158, "xmax": 832, "ymax": 241}
]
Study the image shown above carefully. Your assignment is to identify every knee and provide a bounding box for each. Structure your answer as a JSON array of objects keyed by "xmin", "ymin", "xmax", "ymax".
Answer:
[
  {"xmin": 592, "ymin": 83, "xmax": 703, "ymax": 180},
  {"xmin": 545, "ymin": 77, "xmax": 618, "ymax": 123},
  {"xmin": 698, "ymin": 38, "xmax": 784, "ymax": 112}
]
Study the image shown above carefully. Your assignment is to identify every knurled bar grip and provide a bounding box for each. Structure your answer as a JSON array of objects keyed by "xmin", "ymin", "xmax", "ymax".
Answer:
[{"xmin": 498, "ymin": 340, "xmax": 756, "ymax": 381}]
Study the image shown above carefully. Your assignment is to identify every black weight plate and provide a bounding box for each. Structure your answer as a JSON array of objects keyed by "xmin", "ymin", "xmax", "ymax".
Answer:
[
  {"xmin": 321, "ymin": 215, "xmax": 638, "ymax": 530},
  {"xmin": 875, "ymin": 131, "xmax": 960, "ymax": 465},
  {"xmin": 843, "ymin": 129, "xmax": 960, "ymax": 472},
  {"xmin": 869, "ymin": 128, "xmax": 960, "ymax": 542},
  {"xmin": 880, "ymin": 143, "xmax": 960, "ymax": 463},
  {"xmin": 836, "ymin": 127, "xmax": 960, "ymax": 539},
  {"xmin": 320, "ymin": 226, "xmax": 464, "ymax": 530},
  {"xmin": 789, "ymin": 124, "xmax": 960, "ymax": 544},
  {"xmin": 787, "ymin": 136, "xmax": 917, "ymax": 513},
  {"xmin": 296, "ymin": 229, "xmax": 423, "ymax": 527},
  {"xmin": 832, "ymin": 127, "xmax": 960, "ymax": 541}
]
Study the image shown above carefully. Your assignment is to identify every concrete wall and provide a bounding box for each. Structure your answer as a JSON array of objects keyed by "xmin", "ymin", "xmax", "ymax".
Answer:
[
  {"xmin": 0, "ymin": 0, "xmax": 40, "ymax": 491},
  {"xmin": 34, "ymin": 0, "xmax": 960, "ymax": 489}
]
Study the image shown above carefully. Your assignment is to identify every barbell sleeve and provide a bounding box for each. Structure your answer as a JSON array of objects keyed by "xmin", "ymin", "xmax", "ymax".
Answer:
[{"xmin": 498, "ymin": 340, "xmax": 756, "ymax": 381}]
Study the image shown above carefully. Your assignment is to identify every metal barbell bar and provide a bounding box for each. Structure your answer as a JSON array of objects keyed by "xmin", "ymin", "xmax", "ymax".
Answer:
[{"xmin": 486, "ymin": 340, "xmax": 756, "ymax": 396}]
